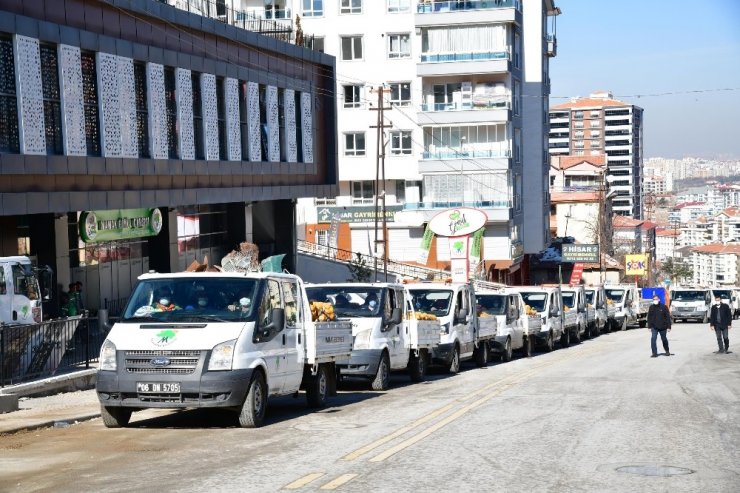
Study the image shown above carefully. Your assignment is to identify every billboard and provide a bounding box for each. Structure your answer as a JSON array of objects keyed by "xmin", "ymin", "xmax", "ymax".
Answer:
[
  {"xmin": 562, "ymin": 244, "xmax": 599, "ymax": 263},
  {"xmin": 625, "ymin": 254, "xmax": 648, "ymax": 276}
]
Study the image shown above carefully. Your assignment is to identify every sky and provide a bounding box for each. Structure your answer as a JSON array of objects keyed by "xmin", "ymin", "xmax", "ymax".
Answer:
[{"xmin": 549, "ymin": 0, "xmax": 740, "ymax": 160}]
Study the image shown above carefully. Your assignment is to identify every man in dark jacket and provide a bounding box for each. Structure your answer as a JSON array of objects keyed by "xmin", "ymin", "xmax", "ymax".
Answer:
[
  {"xmin": 709, "ymin": 295, "xmax": 732, "ymax": 354},
  {"xmin": 646, "ymin": 294, "xmax": 672, "ymax": 357}
]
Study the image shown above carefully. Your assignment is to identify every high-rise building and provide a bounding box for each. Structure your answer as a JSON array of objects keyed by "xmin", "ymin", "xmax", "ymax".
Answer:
[
  {"xmin": 298, "ymin": 0, "xmax": 559, "ymax": 284},
  {"xmin": 548, "ymin": 91, "xmax": 644, "ymax": 218}
]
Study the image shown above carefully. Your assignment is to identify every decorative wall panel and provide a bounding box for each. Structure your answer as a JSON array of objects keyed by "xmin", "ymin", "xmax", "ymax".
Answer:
[
  {"xmin": 266, "ymin": 85, "xmax": 280, "ymax": 162},
  {"xmin": 224, "ymin": 77, "xmax": 241, "ymax": 161},
  {"xmin": 200, "ymin": 73, "xmax": 219, "ymax": 160},
  {"xmin": 301, "ymin": 92, "xmax": 313, "ymax": 164},
  {"xmin": 13, "ymin": 35, "xmax": 46, "ymax": 155},
  {"xmin": 176, "ymin": 68, "xmax": 195, "ymax": 160},
  {"xmin": 247, "ymin": 81, "xmax": 261, "ymax": 162},
  {"xmin": 58, "ymin": 44, "xmax": 86, "ymax": 156},
  {"xmin": 97, "ymin": 52, "xmax": 122, "ymax": 157},
  {"xmin": 284, "ymin": 88, "xmax": 297, "ymax": 163},
  {"xmin": 147, "ymin": 63, "xmax": 168, "ymax": 159},
  {"xmin": 118, "ymin": 56, "xmax": 137, "ymax": 158}
]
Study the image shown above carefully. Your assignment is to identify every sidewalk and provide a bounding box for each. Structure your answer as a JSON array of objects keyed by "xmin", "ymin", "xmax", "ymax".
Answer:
[{"xmin": 0, "ymin": 370, "xmax": 101, "ymax": 435}]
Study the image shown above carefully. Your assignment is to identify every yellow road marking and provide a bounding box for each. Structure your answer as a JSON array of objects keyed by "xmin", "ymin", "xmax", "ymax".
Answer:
[
  {"xmin": 319, "ymin": 474, "xmax": 358, "ymax": 490},
  {"xmin": 283, "ymin": 472, "xmax": 326, "ymax": 490}
]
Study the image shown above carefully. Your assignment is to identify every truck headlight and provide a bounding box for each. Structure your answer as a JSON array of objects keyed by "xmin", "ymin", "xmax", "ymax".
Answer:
[
  {"xmin": 353, "ymin": 329, "xmax": 371, "ymax": 350},
  {"xmin": 209, "ymin": 339, "xmax": 236, "ymax": 371},
  {"xmin": 440, "ymin": 323, "xmax": 450, "ymax": 334},
  {"xmin": 99, "ymin": 340, "xmax": 117, "ymax": 371}
]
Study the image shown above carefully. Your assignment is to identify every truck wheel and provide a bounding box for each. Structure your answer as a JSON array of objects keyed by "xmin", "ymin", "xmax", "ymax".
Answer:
[
  {"xmin": 560, "ymin": 328, "xmax": 570, "ymax": 348},
  {"xmin": 500, "ymin": 338, "xmax": 512, "ymax": 363},
  {"xmin": 702, "ymin": 312, "xmax": 708, "ymax": 324},
  {"xmin": 638, "ymin": 319, "xmax": 647, "ymax": 328},
  {"xmin": 238, "ymin": 371, "xmax": 267, "ymax": 428},
  {"xmin": 474, "ymin": 341, "xmax": 489, "ymax": 367},
  {"xmin": 306, "ymin": 365, "xmax": 329, "ymax": 408},
  {"xmin": 371, "ymin": 352, "xmax": 390, "ymax": 391},
  {"xmin": 544, "ymin": 332, "xmax": 554, "ymax": 352},
  {"xmin": 408, "ymin": 349, "xmax": 428, "ymax": 382},
  {"xmin": 100, "ymin": 406, "xmax": 131, "ymax": 428},
  {"xmin": 620, "ymin": 318, "xmax": 628, "ymax": 331},
  {"xmin": 522, "ymin": 335, "xmax": 532, "ymax": 357},
  {"xmin": 573, "ymin": 326, "xmax": 581, "ymax": 344},
  {"xmin": 449, "ymin": 345, "xmax": 461, "ymax": 374}
]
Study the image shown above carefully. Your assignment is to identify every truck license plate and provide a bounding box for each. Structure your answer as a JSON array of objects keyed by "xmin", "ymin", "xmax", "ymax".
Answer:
[{"xmin": 137, "ymin": 382, "xmax": 180, "ymax": 393}]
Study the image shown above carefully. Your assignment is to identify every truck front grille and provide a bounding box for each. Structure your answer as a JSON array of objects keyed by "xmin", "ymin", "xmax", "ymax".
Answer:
[{"xmin": 124, "ymin": 350, "xmax": 203, "ymax": 375}]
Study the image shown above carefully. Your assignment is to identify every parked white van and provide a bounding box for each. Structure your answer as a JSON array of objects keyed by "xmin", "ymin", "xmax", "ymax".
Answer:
[
  {"xmin": 510, "ymin": 286, "xmax": 565, "ymax": 352},
  {"xmin": 476, "ymin": 289, "xmax": 527, "ymax": 362},
  {"xmin": 669, "ymin": 287, "xmax": 711, "ymax": 323}
]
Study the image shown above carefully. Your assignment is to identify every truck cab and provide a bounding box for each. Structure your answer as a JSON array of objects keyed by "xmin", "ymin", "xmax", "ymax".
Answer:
[
  {"xmin": 0, "ymin": 256, "xmax": 46, "ymax": 325},
  {"xmin": 510, "ymin": 286, "xmax": 564, "ymax": 352},
  {"xmin": 670, "ymin": 288, "xmax": 711, "ymax": 323},
  {"xmin": 476, "ymin": 290, "xmax": 526, "ymax": 362},
  {"xmin": 584, "ymin": 285, "xmax": 610, "ymax": 335},
  {"xmin": 560, "ymin": 285, "xmax": 588, "ymax": 343},
  {"xmin": 710, "ymin": 288, "xmax": 739, "ymax": 320}
]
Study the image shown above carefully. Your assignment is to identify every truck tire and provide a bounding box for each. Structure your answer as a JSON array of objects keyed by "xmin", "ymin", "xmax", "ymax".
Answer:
[
  {"xmin": 449, "ymin": 345, "xmax": 461, "ymax": 374},
  {"xmin": 100, "ymin": 406, "xmax": 131, "ymax": 428},
  {"xmin": 306, "ymin": 364, "xmax": 329, "ymax": 408},
  {"xmin": 638, "ymin": 319, "xmax": 647, "ymax": 328},
  {"xmin": 522, "ymin": 335, "xmax": 532, "ymax": 358},
  {"xmin": 544, "ymin": 332, "xmax": 554, "ymax": 352},
  {"xmin": 560, "ymin": 328, "xmax": 570, "ymax": 348},
  {"xmin": 408, "ymin": 349, "xmax": 428, "ymax": 382},
  {"xmin": 474, "ymin": 341, "xmax": 489, "ymax": 367},
  {"xmin": 371, "ymin": 352, "xmax": 390, "ymax": 391},
  {"xmin": 573, "ymin": 326, "xmax": 581, "ymax": 344},
  {"xmin": 500, "ymin": 338, "xmax": 512, "ymax": 363},
  {"xmin": 620, "ymin": 318, "xmax": 628, "ymax": 331},
  {"xmin": 238, "ymin": 371, "xmax": 267, "ymax": 428}
]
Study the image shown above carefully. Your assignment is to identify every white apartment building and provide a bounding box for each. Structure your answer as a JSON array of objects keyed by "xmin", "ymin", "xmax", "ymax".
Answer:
[
  {"xmin": 691, "ymin": 244, "xmax": 740, "ymax": 287},
  {"xmin": 680, "ymin": 218, "xmax": 712, "ymax": 247},
  {"xmin": 655, "ymin": 228, "xmax": 679, "ymax": 262},
  {"xmin": 296, "ymin": 0, "xmax": 559, "ymax": 283},
  {"xmin": 548, "ymin": 91, "xmax": 644, "ymax": 219}
]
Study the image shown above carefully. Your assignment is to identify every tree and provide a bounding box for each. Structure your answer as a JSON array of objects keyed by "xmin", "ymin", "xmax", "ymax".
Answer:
[
  {"xmin": 660, "ymin": 257, "xmax": 693, "ymax": 284},
  {"xmin": 294, "ymin": 15, "xmax": 304, "ymax": 47},
  {"xmin": 347, "ymin": 252, "xmax": 372, "ymax": 282}
]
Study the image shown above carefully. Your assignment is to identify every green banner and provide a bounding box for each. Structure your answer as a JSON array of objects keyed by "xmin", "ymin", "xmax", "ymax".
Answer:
[
  {"xmin": 79, "ymin": 208, "xmax": 163, "ymax": 243},
  {"xmin": 470, "ymin": 227, "xmax": 485, "ymax": 259},
  {"xmin": 417, "ymin": 224, "xmax": 435, "ymax": 264}
]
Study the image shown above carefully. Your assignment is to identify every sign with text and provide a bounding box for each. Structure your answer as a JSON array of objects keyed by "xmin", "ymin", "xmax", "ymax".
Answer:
[
  {"xmin": 569, "ymin": 263, "xmax": 584, "ymax": 285},
  {"xmin": 625, "ymin": 254, "xmax": 648, "ymax": 276},
  {"xmin": 562, "ymin": 244, "xmax": 599, "ymax": 263},
  {"xmin": 79, "ymin": 208, "xmax": 163, "ymax": 243},
  {"xmin": 317, "ymin": 206, "xmax": 402, "ymax": 224},
  {"xmin": 428, "ymin": 208, "xmax": 487, "ymax": 237}
]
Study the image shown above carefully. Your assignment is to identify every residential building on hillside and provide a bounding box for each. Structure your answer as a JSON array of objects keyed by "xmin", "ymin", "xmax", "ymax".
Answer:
[
  {"xmin": 712, "ymin": 207, "xmax": 740, "ymax": 243},
  {"xmin": 297, "ymin": 0, "xmax": 560, "ymax": 284},
  {"xmin": 680, "ymin": 219, "xmax": 713, "ymax": 247},
  {"xmin": 669, "ymin": 201, "xmax": 712, "ymax": 225},
  {"xmin": 548, "ymin": 91, "xmax": 644, "ymax": 218},
  {"xmin": 691, "ymin": 244, "xmax": 740, "ymax": 287},
  {"xmin": 612, "ymin": 216, "xmax": 656, "ymax": 258},
  {"xmin": 655, "ymin": 228, "xmax": 679, "ymax": 262}
]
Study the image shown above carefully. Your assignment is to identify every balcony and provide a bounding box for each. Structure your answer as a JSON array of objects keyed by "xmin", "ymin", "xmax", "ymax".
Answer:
[
  {"xmin": 418, "ymin": 100, "xmax": 510, "ymax": 125},
  {"xmin": 416, "ymin": 0, "xmax": 521, "ymax": 14},
  {"xmin": 422, "ymin": 149, "xmax": 511, "ymax": 160},
  {"xmin": 546, "ymin": 34, "xmax": 557, "ymax": 57},
  {"xmin": 415, "ymin": 0, "xmax": 521, "ymax": 27},
  {"xmin": 404, "ymin": 200, "xmax": 512, "ymax": 222},
  {"xmin": 418, "ymin": 52, "xmax": 510, "ymax": 77}
]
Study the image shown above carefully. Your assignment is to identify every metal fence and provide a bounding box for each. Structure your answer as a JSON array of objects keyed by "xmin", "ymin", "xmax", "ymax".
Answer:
[{"xmin": 0, "ymin": 314, "xmax": 111, "ymax": 387}]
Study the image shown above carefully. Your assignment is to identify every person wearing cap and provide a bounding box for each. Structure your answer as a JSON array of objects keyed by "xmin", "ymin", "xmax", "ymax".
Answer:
[
  {"xmin": 646, "ymin": 294, "xmax": 672, "ymax": 358},
  {"xmin": 709, "ymin": 294, "xmax": 732, "ymax": 354}
]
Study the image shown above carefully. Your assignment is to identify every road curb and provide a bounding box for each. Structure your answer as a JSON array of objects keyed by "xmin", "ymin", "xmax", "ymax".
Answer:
[
  {"xmin": 0, "ymin": 413, "xmax": 101, "ymax": 436},
  {"xmin": 0, "ymin": 370, "xmax": 97, "ymax": 399}
]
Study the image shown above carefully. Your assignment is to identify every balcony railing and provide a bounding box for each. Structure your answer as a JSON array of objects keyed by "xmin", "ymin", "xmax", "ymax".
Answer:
[
  {"xmin": 420, "ymin": 51, "xmax": 509, "ymax": 63},
  {"xmin": 421, "ymin": 100, "xmax": 509, "ymax": 112},
  {"xmin": 422, "ymin": 149, "xmax": 511, "ymax": 160},
  {"xmin": 551, "ymin": 186, "xmax": 601, "ymax": 194},
  {"xmin": 416, "ymin": 0, "xmax": 521, "ymax": 13},
  {"xmin": 404, "ymin": 200, "xmax": 511, "ymax": 210}
]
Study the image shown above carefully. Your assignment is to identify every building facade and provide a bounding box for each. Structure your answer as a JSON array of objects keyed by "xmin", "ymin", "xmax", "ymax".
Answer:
[
  {"xmin": 548, "ymin": 91, "xmax": 644, "ymax": 219},
  {"xmin": 296, "ymin": 0, "xmax": 559, "ymax": 284},
  {"xmin": 691, "ymin": 244, "xmax": 740, "ymax": 287},
  {"xmin": 0, "ymin": 0, "xmax": 337, "ymax": 315}
]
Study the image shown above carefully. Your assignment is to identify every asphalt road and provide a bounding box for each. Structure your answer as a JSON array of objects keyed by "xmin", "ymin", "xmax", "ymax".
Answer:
[{"xmin": 1, "ymin": 322, "xmax": 738, "ymax": 492}]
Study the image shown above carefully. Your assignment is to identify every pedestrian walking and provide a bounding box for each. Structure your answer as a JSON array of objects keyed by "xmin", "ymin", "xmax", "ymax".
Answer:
[
  {"xmin": 646, "ymin": 294, "xmax": 672, "ymax": 357},
  {"xmin": 709, "ymin": 295, "xmax": 732, "ymax": 354}
]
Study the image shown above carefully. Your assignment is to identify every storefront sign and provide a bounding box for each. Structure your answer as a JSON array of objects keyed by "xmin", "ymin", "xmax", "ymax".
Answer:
[
  {"xmin": 469, "ymin": 228, "xmax": 485, "ymax": 261},
  {"xmin": 417, "ymin": 224, "xmax": 435, "ymax": 265},
  {"xmin": 562, "ymin": 244, "xmax": 599, "ymax": 263},
  {"xmin": 428, "ymin": 208, "xmax": 487, "ymax": 237},
  {"xmin": 625, "ymin": 254, "xmax": 648, "ymax": 276},
  {"xmin": 316, "ymin": 206, "xmax": 402, "ymax": 224},
  {"xmin": 79, "ymin": 208, "xmax": 163, "ymax": 243}
]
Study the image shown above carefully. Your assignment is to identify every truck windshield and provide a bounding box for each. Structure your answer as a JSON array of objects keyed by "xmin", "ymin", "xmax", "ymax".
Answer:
[
  {"xmin": 605, "ymin": 289, "xmax": 625, "ymax": 303},
  {"xmin": 584, "ymin": 291, "xmax": 595, "ymax": 305},
  {"xmin": 306, "ymin": 286, "xmax": 384, "ymax": 318},
  {"xmin": 11, "ymin": 264, "xmax": 40, "ymax": 300},
  {"xmin": 671, "ymin": 290, "xmax": 705, "ymax": 301},
  {"xmin": 519, "ymin": 292, "xmax": 546, "ymax": 312},
  {"xmin": 561, "ymin": 292, "xmax": 576, "ymax": 308},
  {"xmin": 476, "ymin": 294, "xmax": 506, "ymax": 316},
  {"xmin": 409, "ymin": 289, "xmax": 453, "ymax": 317},
  {"xmin": 121, "ymin": 278, "xmax": 260, "ymax": 322},
  {"xmin": 712, "ymin": 290, "xmax": 731, "ymax": 299}
]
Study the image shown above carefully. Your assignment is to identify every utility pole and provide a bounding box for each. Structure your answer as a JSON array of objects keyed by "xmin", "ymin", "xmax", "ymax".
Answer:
[{"xmin": 370, "ymin": 86, "xmax": 392, "ymax": 282}]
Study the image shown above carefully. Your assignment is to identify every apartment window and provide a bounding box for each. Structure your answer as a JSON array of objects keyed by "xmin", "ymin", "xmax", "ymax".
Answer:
[
  {"xmin": 133, "ymin": 62, "xmax": 149, "ymax": 158},
  {"xmin": 388, "ymin": 82, "xmax": 411, "ymax": 106},
  {"xmin": 311, "ymin": 37, "xmax": 325, "ymax": 53},
  {"xmin": 192, "ymin": 73, "xmax": 204, "ymax": 159},
  {"xmin": 590, "ymin": 130, "xmax": 601, "ymax": 138},
  {"xmin": 591, "ymin": 141, "xmax": 601, "ymax": 148},
  {"xmin": 513, "ymin": 80, "xmax": 520, "ymax": 116},
  {"xmin": 514, "ymin": 128, "xmax": 521, "ymax": 163},
  {"xmin": 344, "ymin": 132, "xmax": 365, "ymax": 156},
  {"xmin": 574, "ymin": 121, "xmax": 584, "ymax": 129},
  {"xmin": 341, "ymin": 36, "xmax": 363, "ymax": 61},
  {"xmin": 388, "ymin": 0, "xmax": 410, "ymax": 12},
  {"xmin": 343, "ymin": 84, "xmax": 363, "ymax": 108},
  {"xmin": 574, "ymin": 131, "xmax": 584, "ymax": 139},
  {"xmin": 0, "ymin": 36, "xmax": 19, "ymax": 153},
  {"xmin": 590, "ymin": 150, "xmax": 601, "ymax": 156},
  {"xmin": 302, "ymin": 0, "xmax": 323, "ymax": 16},
  {"xmin": 590, "ymin": 110, "xmax": 600, "ymax": 118},
  {"xmin": 514, "ymin": 174, "xmax": 522, "ymax": 211},
  {"xmin": 513, "ymin": 31, "xmax": 521, "ymax": 69},
  {"xmin": 574, "ymin": 150, "xmax": 584, "ymax": 156},
  {"xmin": 40, "ymin": 44, "xmax": 63, "ymax": 155},
  {"xmin": 574, "ymin": 111, "xmax": 583, "ymax": 119},
  {"xmin": 352, "ymin": 181, "xmax": 374, "ymax": 205},
  {"xmin": 80, "ymin": 51, "xmax": 101, "ymax": 156},
  {"xmin": 216, "ymin": 77, "xmax": 227, "ymax": 160},
  {"xmin": 388, "ymin": 34, "xmax": 411, "ymax": 59},
  {"xmin": 163, "ymin": 67, "xmax": 178, "ymax": 158},
  {"xmin": 340, "ymin": 0, "xmax": 362, "ymax": 14},
  {"xmin": 574, "ymin": 141, "xmax": 584, "ymax": 148},
  {"xmin": 395, "ymin": 180, "xmax": 406, "ymax": 203},
  {"xmin": 590, "ymin": 120, "xmax": 600, "ymax": 128},
  {"xmin": 390, "ymin": 131, "xmax": 412, "ymax": 155}
]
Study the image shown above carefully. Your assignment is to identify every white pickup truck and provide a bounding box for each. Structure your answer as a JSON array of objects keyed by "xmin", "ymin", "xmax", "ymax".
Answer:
[
  {"xmin": 669, "ymin": 287, "xmax": 711, "ymax": 323},
  {"xmin": 476, "ymin": 289, "xmax": 530, "ymax": 362},
  {"xmin": 96, "ymin": 272, "xmax": 352, "ymax": 428},
  {"xmin": 0, "ymin": 256, "xmax": 49, "ymax": 325},
  {"xmin": 584, "ymin": 285, "xmax": 611, "ymax": 336},
  {"xmin": 710, "ymin": 288, "xmax": 740, "ymax": 320},
  {"xmin": 408, "ymin": 282, "xmax": 497, "ymax": 373},
  {"xmin": 560, "ymin": 285, "xmax": 589, "ymax": 344},
  {"xmin": 305, "ymin": 283, "xmax": 439, "ymax": 390},
  {"xmin": 511, "ymin": 286, "xmax": 565, "ymax": 352},
  {"xmin": 604, "ymin": 284, "xmax": 651, "ymax": 330}
]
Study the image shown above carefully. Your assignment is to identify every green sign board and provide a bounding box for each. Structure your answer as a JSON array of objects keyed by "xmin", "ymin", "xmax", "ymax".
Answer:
[
  {"xmin": 562, "ymin": 244, "xmax": 599, "ymax": 263},
  {"xmin": 317, "ymin": 206, "xmax": 403, "ymax": 224},
  {"xmin": 79, "ymin": 208, "xmax": 163, "ymax": 243}
]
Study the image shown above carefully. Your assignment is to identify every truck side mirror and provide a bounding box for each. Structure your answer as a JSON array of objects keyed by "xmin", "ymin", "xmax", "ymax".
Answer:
[
  {"xmin": 455, "ymin": 308, "xmax": 469, "ymax": 323},
  {"xmin": 385, "ymin": 307, "xmax": 402, "ymax": 327},
  {"xmin": 256, "ymin": 308, "xmax": 285, "ymax": 340},
  {"xmin": 549, "ymin": 307, "xmax": 559, "ymax": 317}
]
